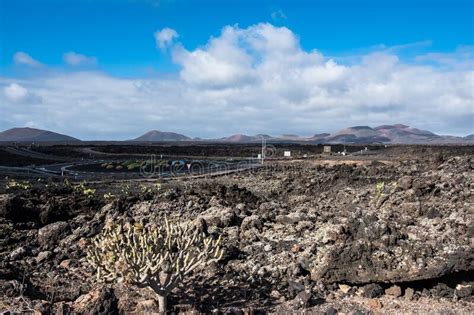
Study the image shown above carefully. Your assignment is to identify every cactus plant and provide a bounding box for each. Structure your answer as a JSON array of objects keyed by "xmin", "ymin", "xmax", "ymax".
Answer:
[{"xmin": 86, "ymin": 218, "xmax": 223, "ymax": 313}]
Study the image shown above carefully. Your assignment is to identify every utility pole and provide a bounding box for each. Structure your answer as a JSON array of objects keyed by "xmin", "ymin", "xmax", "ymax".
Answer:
[{"xmin": 261, "ymin": 136, "xmax": 266, "ymax": 165}]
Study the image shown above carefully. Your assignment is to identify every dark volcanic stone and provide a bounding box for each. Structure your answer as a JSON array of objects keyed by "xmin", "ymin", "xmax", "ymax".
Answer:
[
  {"xmin": 455, "ymin": 284, "xmax": 472, "ymax": 298},
  {"xmin": 430, "ymin": 283, "xmax": 453, "ymax": 298},
  {"xmin": 360, "ymin": 283, "xmax": 383, "ymax": 298},
  {"xmin": 293, "ymin": 290, "xmax": 311, "ymax": 309},
  {"xmin": 425, "ymin": 208, "xmax": 442, "ymax": 219},
  {"xmin": 325, "ymin": 307, "xmax": 338, "ymax": 315},
  {"xmin": 1, "ymin": 195, "xmax": 40, "ymax": 223},
  {"xmin": 288, "ymin": 280, "xmax": 305, "ymax": 296}
]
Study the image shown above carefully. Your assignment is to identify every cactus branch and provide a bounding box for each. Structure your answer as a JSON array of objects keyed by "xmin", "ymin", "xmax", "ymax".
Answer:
[{"xmin": 86, "ymin": 218, "xmax": 223, "ymax": 313}]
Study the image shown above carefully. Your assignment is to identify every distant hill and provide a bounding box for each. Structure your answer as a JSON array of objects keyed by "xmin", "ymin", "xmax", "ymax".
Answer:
[
  {"xmin": 0, "ymin": 127, "xmax": 80, "ymax": 142},
  {"xmin": 209, "ymin": 125, "xmax": 473, "ymax": 144},
  {"xmin": 323, "ymin": 124, "xmax": 472, "ymax": 144},
  {"xmin": 324, "ymin": 125, "xmax": 389, "ymax": 143},
  {"xmin": 2, "ymin": 125, "xmax": 470, "ymax": 144},
  {"xmin": 321, "ymin": 124, "xmax": 471, "ymax": 144},
  {"xmin": 219, "ymin": 134, "xmax": 261, "ymax": 142},
  {"xmin": 131, "ymin": 130, "xmax": 191, "ymax": 142},
  {"xmin": 309, "ymin": 133, "xmax": 330, "ymax": 139}
]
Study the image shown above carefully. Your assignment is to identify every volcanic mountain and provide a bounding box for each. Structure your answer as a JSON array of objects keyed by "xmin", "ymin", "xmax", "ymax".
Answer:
[
  {"xmin": 323, "ymin": 124, "xmax": 465, "ymax": 144},
  {"xmin": 211, "ymin": 125, "xmax": 472, "ymax": 144},
  {"xmin": 131, "ymin": 130, "xmax": 191, "ymax": 142},
  {"xmin": 219, "ymin": 134, "xmax": 271, "ymax": 142},
  {"xmin": 2, "ymin": 125, "xmax": 471, "ymax": 144},
  {"xmin": 0, "ymin": 127, "xmax": 80, "ymax": 142}
]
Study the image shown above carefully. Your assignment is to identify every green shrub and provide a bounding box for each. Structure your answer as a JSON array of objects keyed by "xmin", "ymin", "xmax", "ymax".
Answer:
[{"xmin": 5, "ymin": 179, "xmax": 31, "ymax": 191}]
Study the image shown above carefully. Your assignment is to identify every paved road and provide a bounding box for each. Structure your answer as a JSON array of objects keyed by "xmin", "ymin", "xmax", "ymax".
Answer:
[
  {"xmin": 0, "ymin": 159, "xmax": 262, "ymax": 182},
  {"xmin": 0, "ymin": 146, "xmax": 263, "ymax": 181}
]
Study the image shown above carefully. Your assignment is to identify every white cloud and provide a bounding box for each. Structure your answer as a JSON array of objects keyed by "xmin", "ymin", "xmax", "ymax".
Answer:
[
  {"xmin": 63, "ymin": 52, "xmax": 97, "ymax": 66},
  {"xmin": 415, "ymin": 46, "xmax": 474, "ymax": 70},
  {"xmin": 154, "ymin": 27, "xmax": 179, "ymax": 50},
  {"xmin": 3, "ymin": 83, "xmax": 28, "ymax": 102},
  {"xmin": 1, "ymin": 23, "xmax": 473, "ymax": 139},
  {"xmin": 13, "ymin": 52, "xmax": 42, "ymax": 67}
]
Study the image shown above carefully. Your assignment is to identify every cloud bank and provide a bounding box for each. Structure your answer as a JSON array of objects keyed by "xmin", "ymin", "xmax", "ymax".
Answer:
[{"xmin": 1, "ymin": 23, "xmax": 473, "ymax": 140}]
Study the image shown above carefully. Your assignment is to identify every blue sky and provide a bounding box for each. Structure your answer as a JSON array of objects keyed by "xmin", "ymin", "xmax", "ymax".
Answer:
[
  {"xmin": 0, "ymin": 0, "xmax": 473, "ymax": 139},
  {"xmin": 1, "ymin": 0, "xmax": 472, "ymax": 75}
]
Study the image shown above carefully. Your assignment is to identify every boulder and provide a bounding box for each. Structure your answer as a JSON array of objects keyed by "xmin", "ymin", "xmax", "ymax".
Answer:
[
  {"xmin": 198, "ymin": 206, "xmax": 238, "ymax": 228},
  {"xmin": 276, "ymin": 212, "xmax": 307, "ymax": 225},
  {"xmin": 36, "ymin": 251, "xmax": 52, "ymax": 263},
  {"xmin": 9, "ymin": 246, "xmax": 26, "ymax": 260},
  {"xmin": 240, "ymin": 215, "xmax": 263, "ymax": 231},
  {"xmin": 38, "ymin": 221, "xmax": 69, "ymax": 247},
  {"xmin": 360, "ymin": 284, "xmax": 383, "ymax": 298},
  {"xmin": 338, "ymin": 284, "xmax": 351, "ymax": 294},
  {"xmin": 72, "ymin": 287, "xmax": 118, "ymax": 314},
  {"xmin": 404, "ymin": 287, "xmax": 415, "ymax": 300},
  {"xmin": 1, "ymin": 195, "xmax": 40, "ymax": 223},
  {"xmin": 455, "ymin": 284, "xmax": 472, "ymax": 298},
  {"xmin": 397, "ymin": 176, "xmax": 413, "ymax": 190},
  {"xmin": 293, "ymin": 290, "xmax": 311, "ymax": 309},
  {"xmin": 385, "ymin": 285, "xmax": 402, "ymax": 297}
]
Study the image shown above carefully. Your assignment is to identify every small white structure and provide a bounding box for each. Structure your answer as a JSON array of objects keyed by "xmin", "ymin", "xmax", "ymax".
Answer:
[
  {"xmin": 284, "ymin": 151, "xmax": 291, "ymax": 157},
  {"xmin": 257, "ymin": 153, "xmax": 262, "ymax": 159},
  {"xmin": 323, "ymin": 146, "xmax": 332, "ymax": 153}
]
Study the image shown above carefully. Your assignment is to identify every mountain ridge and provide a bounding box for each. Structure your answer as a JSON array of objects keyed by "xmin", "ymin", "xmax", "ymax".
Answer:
[{"xmin": 1, "ymin": 125, "xmax": 473, "ymax": 144}]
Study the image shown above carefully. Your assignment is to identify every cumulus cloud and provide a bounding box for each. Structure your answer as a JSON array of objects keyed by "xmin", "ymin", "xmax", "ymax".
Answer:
[
  {"xmin": 154, "ymin": 27, "xmax": 179, "ymax": 50},
  {"xmin": 1, "ymin": 23, "xmax": 473, "ymax": 139},
  {"xmin": 63, "ymin": 52, "xmax": 97, "ymax": 66},
  {"xmin": 13, "ymin": 52, "xmax": 42, "ymax": 67},
  {"xmin": 3, "ymin": 83, "xmax": 28, "ymax": 102}
]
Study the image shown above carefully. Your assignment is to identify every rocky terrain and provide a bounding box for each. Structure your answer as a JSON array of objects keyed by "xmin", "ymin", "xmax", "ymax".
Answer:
[{"xmin": 0, "ymin": 151, "xmax": 473, "ymax": 313}]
